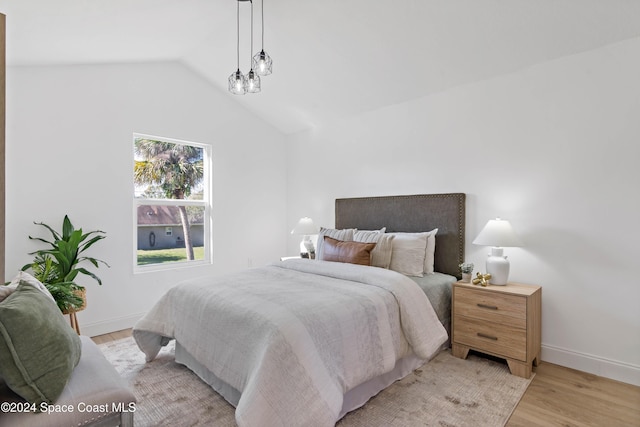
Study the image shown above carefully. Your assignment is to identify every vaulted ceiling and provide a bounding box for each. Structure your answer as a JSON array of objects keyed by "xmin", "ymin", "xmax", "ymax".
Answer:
[{"xmin": 2, "ymin": 0, "xmax": 640, "ymax": 134}]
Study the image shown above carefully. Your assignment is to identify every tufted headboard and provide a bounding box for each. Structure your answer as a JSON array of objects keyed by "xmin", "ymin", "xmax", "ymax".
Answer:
[{"xmin": 335, "ymin": 193, "xmax": 466, "ymax": 278}]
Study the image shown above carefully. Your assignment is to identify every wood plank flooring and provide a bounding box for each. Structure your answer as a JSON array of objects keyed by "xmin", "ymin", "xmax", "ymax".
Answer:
[
  {"xmin": 91, "ymin": 328, "xmax": 132, "ymax": 345},
  {"xmin": 94, "ymin": 330, "xmax": 640, "ymax": 426},
  {"xmin": 508, "ymin": 362, "xmax": 640, "ymax": 426}
]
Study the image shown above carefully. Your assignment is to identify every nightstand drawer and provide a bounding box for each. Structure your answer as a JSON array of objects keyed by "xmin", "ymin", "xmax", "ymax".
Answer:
[
  {"xmin": 454, "ymin": 286, "xmax": 526, "ymax": 329},
  {"xmin": 453, "ymin": 316, "xmax": 527, "ymax": 361}
]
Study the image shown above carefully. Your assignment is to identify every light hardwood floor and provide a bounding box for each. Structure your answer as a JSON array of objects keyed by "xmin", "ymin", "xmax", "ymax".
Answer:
[
  {"xmin": 94, "ymin": 329, "xmax": 640, "ymax": 426},
  {"xmin": 507, "ymin": 362, "xmax": 640, "ymax": 427},
  {"xmin": 91, "ymin": 328, "xmax": 132, "ymax": 345}
]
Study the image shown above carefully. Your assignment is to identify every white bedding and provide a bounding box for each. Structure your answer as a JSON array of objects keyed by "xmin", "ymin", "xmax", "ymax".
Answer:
[{"xmin": 133, "ymin": 259, "xmax": 448, "ymax": 427}]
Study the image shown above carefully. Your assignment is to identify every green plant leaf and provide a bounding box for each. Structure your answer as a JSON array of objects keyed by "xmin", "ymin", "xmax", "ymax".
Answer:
[
  {"xmin": 78, "ymin": 256, "xmax": 110, "ymax": 269},
  {"xmin": 27, "ymin": 235, "xmax": 57, "ymax": 249},
  {"xmin": 64, "ymin": 270, "xmax": 79, "ymax": 283},
  {"xmin": 33, "ymin": 221, "xmax": 62, "ymax": 241},
  {"xmin": 78, "ymin": 233, "xmax": 106, "ymax": 253},
  {"xmin": 76, "ymin": 267, "xmax": 102, "ymax": 286},
  {"xmin": 62, "ymin": 215, "xmax": 74, "ymax": 241}
]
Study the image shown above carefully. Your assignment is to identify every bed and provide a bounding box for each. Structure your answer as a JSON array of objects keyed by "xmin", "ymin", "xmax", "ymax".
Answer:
[{"xmin": 133, "ymin": 193, "xmax": 466, "ymax": 427}]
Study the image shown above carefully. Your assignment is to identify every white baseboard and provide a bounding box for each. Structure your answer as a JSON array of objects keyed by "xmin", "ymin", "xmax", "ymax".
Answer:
[
  {"xmin": 80, "ymin": 313, "xmax": 145, "ymax": 338},
  {"xmin": 542, "ymin": 343, "xmax": 640, "ymax": 387}
]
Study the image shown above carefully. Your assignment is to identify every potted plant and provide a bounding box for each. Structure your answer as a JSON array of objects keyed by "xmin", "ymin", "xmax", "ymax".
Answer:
[
  {"xmin": 459, "ymin": 262, "xmax": 474, "ymax": 283},
  {"xmin": 21, "ymin": 215, "xmax": 109, "ymax": 313}
]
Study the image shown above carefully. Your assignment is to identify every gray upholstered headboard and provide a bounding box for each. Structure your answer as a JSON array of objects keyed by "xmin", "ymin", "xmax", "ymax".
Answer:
[{"xmin": 335, "ymin": 193, "xmax": 466, "ymax": 278}]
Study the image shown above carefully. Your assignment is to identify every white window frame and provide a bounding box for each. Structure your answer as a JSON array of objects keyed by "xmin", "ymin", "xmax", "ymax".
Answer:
[{"xmin": 133, "ymin": 133, "xmax": 213, "ymax": 273}]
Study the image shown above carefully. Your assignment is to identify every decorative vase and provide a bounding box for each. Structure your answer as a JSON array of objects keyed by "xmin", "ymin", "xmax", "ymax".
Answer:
[{"xmin": 461, "ymin": 272, "xmax": 472, "ymax": 283}]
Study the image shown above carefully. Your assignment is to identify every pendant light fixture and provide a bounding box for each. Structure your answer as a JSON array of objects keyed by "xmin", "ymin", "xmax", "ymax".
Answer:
[
  {"xmin": 252, "ymin": 0, "xmax": 273, "ymax": 76},
  {"xmin": 228, "ymin": 0, "xmax": 246, "ymax": 95},
  {"xmin": 228, "ymin": 0, "xmax": 268, "ymax": 95}
]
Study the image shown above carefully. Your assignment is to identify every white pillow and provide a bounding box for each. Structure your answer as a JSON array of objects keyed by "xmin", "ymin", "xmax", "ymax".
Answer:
[
  {"xmin": 388, "ymin": 232, "xmax": 429, "ymax": 277},
  {"xmin": 316, "ymin": 227, "xmax": 355, "ymax": 260},
  {"xmin": 423, "ymin": 228, "xmax": 438, "ymax": 274},
  {"xmin": 7, "ymin": 271, "xmax": 56, "ymax": 303},
  {"xmin": 354, "ymin": 228, "xmax": 394, "ymax": 269}
]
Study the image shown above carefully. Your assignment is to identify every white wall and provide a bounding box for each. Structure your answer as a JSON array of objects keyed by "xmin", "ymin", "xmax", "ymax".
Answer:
[
  {"xmin": 285, "ymin": 38, "xmax": 640, "ymax": 385},
  {"xmin": 4, "ymin": 38, "xmax": 638, "ymax": 387},
  {"xmin": 5, "ymin": 61, "xmax": 288, "ymax": 335}
]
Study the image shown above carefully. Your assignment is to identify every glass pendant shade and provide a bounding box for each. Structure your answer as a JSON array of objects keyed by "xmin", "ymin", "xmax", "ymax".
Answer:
[
  {"xmin": 229, "ymin": 0, "xmax": 270, "ymax": 93},
  {"xmin": 252, "ymin": 50, "xmax": 272, "ymax": 76},
  {"xmin": 245, "ymin": 70, "xmax": 261, "ymax": 93},
  {"xmin": 228, "ymin": 69, "xmax": 246, "ymax": 95}
]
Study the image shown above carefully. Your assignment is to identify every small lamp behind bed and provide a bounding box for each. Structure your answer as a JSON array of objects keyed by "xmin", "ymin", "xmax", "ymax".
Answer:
[
  {"xmin": 472, "ymin": 217, "xmax": 523, "ymax": 285},
  {"xmin": 291, "ymin": 217, "xmax": 319, "ymax": 259}
]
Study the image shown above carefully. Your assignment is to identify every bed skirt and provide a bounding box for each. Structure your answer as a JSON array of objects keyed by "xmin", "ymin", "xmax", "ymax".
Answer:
[{"xmin": 174, "ymin": 341, "xmax": 430, "ymax": 421}]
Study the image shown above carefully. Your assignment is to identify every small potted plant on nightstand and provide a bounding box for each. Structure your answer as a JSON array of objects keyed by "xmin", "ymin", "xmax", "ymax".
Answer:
[{"xmin": 459, "ymin": 262, "xmax": 474, "ymax": 283}]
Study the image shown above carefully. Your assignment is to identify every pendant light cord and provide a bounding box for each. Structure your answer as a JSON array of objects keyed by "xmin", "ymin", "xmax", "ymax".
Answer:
[
  {"xmin": 261, "ymin": 0, "xmax": 265, "ymax": 50},
  {"xmin": 250, "ymin": 0, "xmax": 254, "ymax": 66},
  {"xmin": 236, "ymin": 0, "xmax": 240, "ymax": 70}
]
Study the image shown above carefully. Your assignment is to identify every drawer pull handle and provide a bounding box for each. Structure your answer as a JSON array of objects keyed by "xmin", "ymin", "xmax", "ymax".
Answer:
[
  {"xmin": 477, "ymin": 303, "xmax": 498, "ymax": 310},
  {"xmin": 477, "ymin": 333, "xmax": 498, "ymax": 341}
]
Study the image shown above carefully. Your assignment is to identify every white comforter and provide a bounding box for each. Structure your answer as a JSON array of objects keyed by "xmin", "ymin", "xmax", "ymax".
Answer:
[{"xmin": 133, "ymin": 259, "xmax": 447, "ymax": 427}]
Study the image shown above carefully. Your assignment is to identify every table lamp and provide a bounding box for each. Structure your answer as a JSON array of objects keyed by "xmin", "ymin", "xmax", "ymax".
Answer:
[
  {"xmin": 472, "ymin": 218, "xmax": 523, "ymax": 285},
  {"xmin": 291, "ymin": 217, "xmax": 318, "ymax": 258}
]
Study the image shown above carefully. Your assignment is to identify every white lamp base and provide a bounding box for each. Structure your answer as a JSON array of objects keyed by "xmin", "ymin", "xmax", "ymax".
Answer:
[
  {"xmin": 300, "ymin": 235, "xmax": 315, "ymax": 259},
  {"xmin": 486, "ymin": 247, "xmax": 510, "ymax": 285}
]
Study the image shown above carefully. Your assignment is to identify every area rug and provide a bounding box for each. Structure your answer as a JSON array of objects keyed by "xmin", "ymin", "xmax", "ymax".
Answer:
[{"xmin": 99, "ymin": 337, "xmax": 533, "ymax": 426}]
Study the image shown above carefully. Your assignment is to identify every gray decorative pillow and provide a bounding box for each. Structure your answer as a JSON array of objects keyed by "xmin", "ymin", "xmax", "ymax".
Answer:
[
  {"xmin": 353, "ymin": 228, "xmax": 386, "ymax": 240},
  {"xmin": 0, "ymin": 281, "xmax": 82, "ymax": 405},
  {"xmin": 316, "ymin": 227, "xmax": 355, "ymax": 260}
]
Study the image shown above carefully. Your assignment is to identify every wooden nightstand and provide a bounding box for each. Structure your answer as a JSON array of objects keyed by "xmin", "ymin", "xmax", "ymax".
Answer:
[{"xmin": 451, "ymin": 281, "xmax": 541, "ymax": 378}]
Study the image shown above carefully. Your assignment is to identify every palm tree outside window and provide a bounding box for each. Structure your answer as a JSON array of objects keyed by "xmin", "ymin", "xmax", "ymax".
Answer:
[{"xmin": 133, "ymin": 134, "xmax": 211, "ymax": 269}]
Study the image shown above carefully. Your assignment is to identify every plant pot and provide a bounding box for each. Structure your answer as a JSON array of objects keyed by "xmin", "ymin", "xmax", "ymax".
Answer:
[
  {"xmin": 461, "ymin": 272, "xmax": 472, "ymax": 283},
  {"xmin": 62, "ymin": 288, "xmax": 87, "ymax": 314}
]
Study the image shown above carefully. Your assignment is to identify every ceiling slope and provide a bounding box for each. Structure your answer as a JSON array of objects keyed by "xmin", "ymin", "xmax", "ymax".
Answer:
[{"xmin": 2, "ymin": 0, "xmax": 640, "ymax": 134}]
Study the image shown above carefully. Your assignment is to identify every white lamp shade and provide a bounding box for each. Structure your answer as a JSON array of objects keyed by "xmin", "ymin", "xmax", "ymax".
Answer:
[
  {"xmin": 473, "ymin": 218, "xmax": 522, "ymax": 286},
  {"xmin": 472, "ymin": 218, "xmax": 522, "ymax": 247},
  {"xmin": 291, "ymin": 217, "xmax": 318, "ymax": 235}
]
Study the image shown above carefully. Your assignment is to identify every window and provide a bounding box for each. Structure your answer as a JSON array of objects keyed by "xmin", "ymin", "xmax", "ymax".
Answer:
[{"xmin": 133, "ymin": 134, "xmax": 211, "ymax": 269}]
